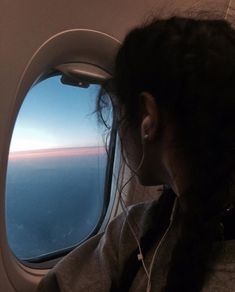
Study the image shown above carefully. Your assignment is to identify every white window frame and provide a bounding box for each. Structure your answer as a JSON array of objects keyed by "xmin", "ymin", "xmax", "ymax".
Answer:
[{"xmin": 1, "ymin": 29, "xmax": 120, "ymax": 291}]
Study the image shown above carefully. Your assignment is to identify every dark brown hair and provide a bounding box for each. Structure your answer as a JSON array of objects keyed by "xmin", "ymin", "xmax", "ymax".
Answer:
[{"xmin": 109, "ymin": 16, "xmax": 235, "ymax": 291}]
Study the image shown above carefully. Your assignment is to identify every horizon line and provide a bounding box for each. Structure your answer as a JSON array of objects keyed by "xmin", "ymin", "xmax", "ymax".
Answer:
[{"xmin": 9, "ymin": 146, "xmax": 106, "ymax": 160}]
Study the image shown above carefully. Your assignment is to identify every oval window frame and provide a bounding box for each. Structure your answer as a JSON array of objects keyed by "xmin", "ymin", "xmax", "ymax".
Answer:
[
  {"xmin": 6, "ymin": 66, "xmax": 116, "ymax": 264},
  {"xmin": 1, "ymin": 29, "xmax": 120, "ymax": 291}
]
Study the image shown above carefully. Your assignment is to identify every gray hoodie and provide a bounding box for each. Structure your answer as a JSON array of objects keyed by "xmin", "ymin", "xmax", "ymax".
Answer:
[{"xmin": 37, "ymin": 192, "xmax": 235, "ymax": 292}]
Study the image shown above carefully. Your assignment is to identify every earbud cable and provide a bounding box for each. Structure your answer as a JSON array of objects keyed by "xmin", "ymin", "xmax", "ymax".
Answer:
[
  {"xmin": 112, "ymin": 137, "xmax": 177, "ymax": 291},
  {"xmin": 117, "ymin": 146, "xmax": 151, "ymax": 281}
]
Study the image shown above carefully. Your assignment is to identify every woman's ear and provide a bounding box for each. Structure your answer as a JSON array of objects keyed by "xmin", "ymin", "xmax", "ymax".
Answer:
[{"xmin": 140, "ymin": 91, "xmax": 159, "ymax": 141}]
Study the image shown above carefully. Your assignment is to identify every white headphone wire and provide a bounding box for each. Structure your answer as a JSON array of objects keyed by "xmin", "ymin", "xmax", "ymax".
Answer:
[
  {"xmin": 146, "ymin": 197, "xmax": 178, "ymax": 292},
  {"xmin": 116, "ymin": 144, "xmax": 151, "ymax": 281},
  {"xmin": 111, "ymin": 136, "xmax": 178, "ymax": 288},
  {"xmin": 110, "ymin": 133, "xmax": 178, "ymax": 291}
]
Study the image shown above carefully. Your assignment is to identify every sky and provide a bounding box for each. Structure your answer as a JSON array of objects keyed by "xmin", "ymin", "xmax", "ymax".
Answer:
[{"xmin": 10, "ymin": 75, "xmax": 112, "ymax": 152}]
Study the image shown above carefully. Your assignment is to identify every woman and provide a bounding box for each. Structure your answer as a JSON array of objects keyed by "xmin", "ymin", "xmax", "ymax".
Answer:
[{"xmin": 38, "ymin": 16, "xmax": 235, "ymax": 291}]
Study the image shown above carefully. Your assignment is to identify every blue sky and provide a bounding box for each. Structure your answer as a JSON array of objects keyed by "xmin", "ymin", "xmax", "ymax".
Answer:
[{"xmin": 10, "ymin": 75, "xmax": 111, "ymax": 152}]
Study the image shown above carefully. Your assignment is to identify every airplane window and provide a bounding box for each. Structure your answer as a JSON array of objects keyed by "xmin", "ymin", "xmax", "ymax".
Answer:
[{"xmin": 5, "ymin": 74, "xmax": 114, "ymax": 262}]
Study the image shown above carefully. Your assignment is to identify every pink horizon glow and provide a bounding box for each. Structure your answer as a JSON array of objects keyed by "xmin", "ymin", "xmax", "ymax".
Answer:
[{"xmin": 9, "ymin": 147, "xmax": 106, "ymax": 160}]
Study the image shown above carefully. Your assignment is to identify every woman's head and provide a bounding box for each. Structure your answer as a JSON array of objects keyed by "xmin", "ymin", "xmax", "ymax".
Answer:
[
  {"xmin": 114, "ymin": 16, "xmax": 235, "ymax": 199},
  {"xmin": 111, "ymin": 16, "xmax": 235, "ymax": 291}
]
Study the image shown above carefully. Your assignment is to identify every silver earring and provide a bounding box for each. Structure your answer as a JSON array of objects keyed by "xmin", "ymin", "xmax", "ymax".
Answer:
[
  {"xmin": 143, "ymin": 134, "xmax": 149, "ymax": 143},
  {"xmin": 144, "ymin": 134, "xmax": 149, "ymax": 139}
]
